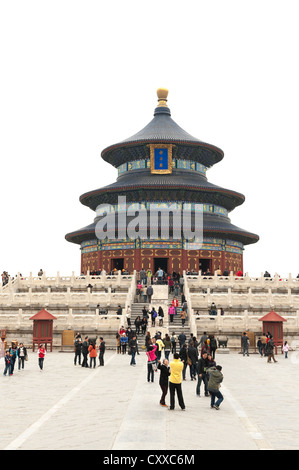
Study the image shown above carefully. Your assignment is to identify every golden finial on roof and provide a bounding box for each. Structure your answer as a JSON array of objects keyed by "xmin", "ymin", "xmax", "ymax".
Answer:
[{"xmin": 157, "ymin": 88, "xmax": 168, "ymax": 107}]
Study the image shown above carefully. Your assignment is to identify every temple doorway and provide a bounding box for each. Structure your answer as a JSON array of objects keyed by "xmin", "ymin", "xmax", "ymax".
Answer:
[
  {"xmin": 199, "ymin": 258, "xmax": 212, "ymax": 274},
  {"xmin": 111, "ymin": 258, "xmax": 124, "ymax": 271},
  {"xmin": 154, "ymin": 258, "xmax": 169, "ymax": 275}
]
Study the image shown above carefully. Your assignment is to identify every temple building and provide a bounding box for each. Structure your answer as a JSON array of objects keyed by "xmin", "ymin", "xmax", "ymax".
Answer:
[{"xmin": 65, "ymin": 89, "xmax": 259, "ymax": 275}]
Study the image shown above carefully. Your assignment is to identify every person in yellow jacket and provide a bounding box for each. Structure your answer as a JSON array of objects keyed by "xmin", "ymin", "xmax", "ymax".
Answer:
[{"xmin": 169, "ymin": 353, "xmax": 185, "ymax": 410}]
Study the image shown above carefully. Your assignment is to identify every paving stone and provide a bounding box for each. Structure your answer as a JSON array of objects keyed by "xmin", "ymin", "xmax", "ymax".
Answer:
[{"xmin": 1, "ymin": 350, "xmax": 298, "ymax": 450}]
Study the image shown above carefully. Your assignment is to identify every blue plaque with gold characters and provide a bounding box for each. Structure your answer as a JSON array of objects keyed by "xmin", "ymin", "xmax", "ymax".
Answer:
[{"xmin": 149, "ymin": 143, "xmax": 173, "ymax": 174}]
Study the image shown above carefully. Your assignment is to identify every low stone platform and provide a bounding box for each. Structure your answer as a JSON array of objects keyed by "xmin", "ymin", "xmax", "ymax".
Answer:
[{"xmin": 1, "ymin": 349, "xmax": 298, "ymax": 451}]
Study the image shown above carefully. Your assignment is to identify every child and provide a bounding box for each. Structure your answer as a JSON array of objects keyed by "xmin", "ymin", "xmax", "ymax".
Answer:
[
  {"xmin": 3, "ymin": 351, "xmax": 12, "ymax": 376},
  {"xmin": 282, "ymin": 341, "xmax": 289, "ymax": 358}
]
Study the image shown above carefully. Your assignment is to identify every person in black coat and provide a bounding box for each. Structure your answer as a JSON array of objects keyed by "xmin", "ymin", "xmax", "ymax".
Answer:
[
  {"xmin": 81, "ymin": 336, "xmax": 89, "ymax": 368},
  {"xmin": 179, "ymin": 344, "xmax": 188, "ymax": 380},
  {"xmin": 17, "ymin": 343, "xmax": 27, "ymax": 370},
  {"xmin": 196, "ymin": 351, "xmax": 209, "ymax": 396},
  {"xmin": 157, "ymin": 359, "xmax": 170, "ymax": 407},
  {"xmin": 98, "ymin": 337, "xmax": 105, "ymax": 366},
  {"xmin": 74, "ymin": 337, "xmax": 82, "ymax": 366},
  {"xmin": 187, "ymin": 344, "xmax": 198, "ymax": 380}
]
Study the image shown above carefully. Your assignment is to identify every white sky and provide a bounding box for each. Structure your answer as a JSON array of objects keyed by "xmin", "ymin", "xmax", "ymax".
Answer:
[{"xmin": 1, "ymin": 0, "xmax": 298, "ymax": 278}]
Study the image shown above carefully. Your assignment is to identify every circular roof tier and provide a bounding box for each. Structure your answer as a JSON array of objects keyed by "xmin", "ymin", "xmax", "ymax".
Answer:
[
  {"xmin": 101, "ymin": 89, "xmax": 224, "ymax": 168},
  {"xmin": 79, "ymin": 171, "xmax": 245, "ymax": 212},
  {"xmin": 65, "ymin": 214, "xmax": 259, "ymax": 247}
]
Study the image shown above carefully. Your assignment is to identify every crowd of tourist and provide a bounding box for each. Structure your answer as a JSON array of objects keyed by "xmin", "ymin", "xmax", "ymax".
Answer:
[
  {"xmin": 113, "ymin": 322, "xmax": 224, "ymax": 410},
  {"xmin": 3, "ymin": 340, "xmax": 47, "ymax": 375}
]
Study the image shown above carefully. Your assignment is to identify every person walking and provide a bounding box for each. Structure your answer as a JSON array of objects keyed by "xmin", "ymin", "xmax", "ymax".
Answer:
[
  {"xmin": 172, "ymin": 297, "xmax": 179, "ymax": 314},
  {"xmin": 134, "ymin": 316, "xmax": 142, "ymax": 335},
  {"xmin": 266, "ymin": 335, "xmax": 278, "ymax": 363},
  {"xmin": 257, "ymin": 337, "xmax": 263, "ymax": 356},
  {"xmin": 146, "ymin": 343, "xmax": 157, "ymax": 382},
  {"xmin": 88, "ymin": 340, "xmax": 97, "ymax": 368},
  {"xmin": 179, "ymin": 344, "xmax": 188, "ymax": 381},
  {"xmin": 17, "ymin": 343, "xmax": 27, "ymax": 370},
  {"xmin": 98, "ymin": 337, "xmax": 105, "ymax": 366},
  {"xmin": 150, "ymin": 307, "xmax": 158, "ymax": 327},
  {"xmin": 207, "ymin": 365, "xmax": 224, "ymax": 410},
  {"xmin": 157, "ymin": 359, "xmax": 170, "ymax": 407},
  {"xmin": 168, "ymin": 353, "xmax": 185, "ymax": 411},
  {"xmin": 141, "ymin": 316, "xmax": 148, "ymax": 335},
  {"xmin": 260, "ymin": 332, "xmax": 267, "ymax": 356},
  {"xmin": 241, "ymin": 332, "xmax": 250, "ymax": 357},
  {"xmin": 37, "ymin": 344, "xmax": 46, "ymax": 371},
  {"xmin": 9, "ymin": 342, "xmax": 18, "ymax": 375},
  {"xmin": 180, "ymin": 308, "xmax": 186, "ymax": 327},
  {"xmin": 3, "ymin": 350, "xmax": 13, "ymax": 376},
  {"xmin": 129, "ymin": 335, "xmax": 138, "ymax": 366}
]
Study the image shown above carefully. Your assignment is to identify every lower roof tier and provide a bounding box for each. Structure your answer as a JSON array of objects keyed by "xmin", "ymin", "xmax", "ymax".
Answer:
[{"xmin": 65, "ymin": 212, "xmax": 259, "ymax": 247}]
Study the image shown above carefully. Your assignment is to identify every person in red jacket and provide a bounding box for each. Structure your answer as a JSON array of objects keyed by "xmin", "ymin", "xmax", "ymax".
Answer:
[
  {"xmin": 88, "ymin": 340, "xmax": 97, "ymax": 368},
  {"xmin": 37, "ymin": 344, "xmax": 46, "ymax": 371}
]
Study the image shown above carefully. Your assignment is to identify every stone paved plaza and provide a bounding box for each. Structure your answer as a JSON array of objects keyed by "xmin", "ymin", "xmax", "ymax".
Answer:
[{"xmin": 1, "ymin": 348, "xmax": 299, "ymax": 451}]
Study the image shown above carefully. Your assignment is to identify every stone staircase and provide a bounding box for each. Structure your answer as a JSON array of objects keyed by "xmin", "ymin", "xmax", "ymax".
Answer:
[{"xmin": 130, "ymin": 289, "xmax": 192, "ymax": 350}]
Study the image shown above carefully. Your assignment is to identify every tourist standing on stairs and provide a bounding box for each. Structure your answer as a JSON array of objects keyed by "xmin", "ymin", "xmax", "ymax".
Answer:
[
  {"xmin": 141, "ymin": 316, "xmax": 147, "ymax": 335},
  {"xmin": 180, "ymin": 308, "xmax": 186, "ymax": 327},
  {"xmin": 172, "ymin": 297, "xmax": 179, "ymax": 314},
  {"xmin": 168, "ymin": 304, "xmax": 175, "ymax": 323},
  {"xmin": 158, "ymin": 306, "xmax": 164, "ymax": 326},
  {"xmin": 147, "ymin": 284, "xmax": 153, "ymax": 303}
]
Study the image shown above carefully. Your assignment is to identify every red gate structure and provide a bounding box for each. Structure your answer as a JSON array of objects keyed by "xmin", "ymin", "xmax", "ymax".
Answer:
[
  {"xmin": 259, "ymin": 310, "xmax": 286, "ymax": 354},
  {"xmin": 30, "ymin": 309, "xmax": 57, "ymax": 351}
]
